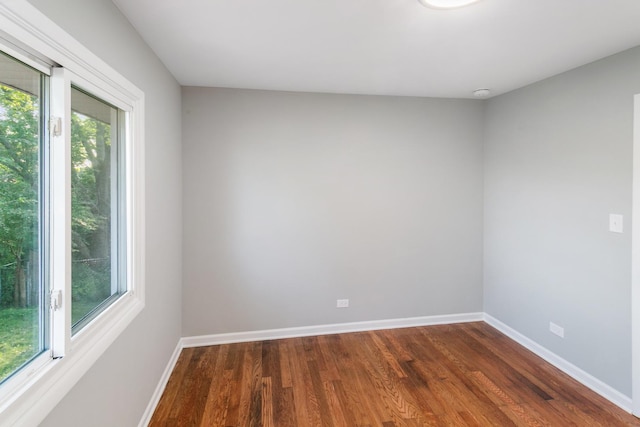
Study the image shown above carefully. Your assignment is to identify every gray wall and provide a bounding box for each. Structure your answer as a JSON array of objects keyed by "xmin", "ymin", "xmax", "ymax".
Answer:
[
  {"xmin": 25, "ymin": 0, "xmax": 183, "ymax": 426},
  {"xmin": 484, "ymin": 46, "xmax": 640, "ymax": 397},
  {"xmin": 182, "ymin": 87, "xmax": 484, "ymax": 336}
]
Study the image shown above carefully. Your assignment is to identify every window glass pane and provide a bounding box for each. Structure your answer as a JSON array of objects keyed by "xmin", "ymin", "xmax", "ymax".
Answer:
[
  {"xmin": 0, "ymin": 52, "xmax": 46, "ymax": 383},
  {"xmin": 71, "ymin": 87, "xmax": 124, "ymax": 333}
]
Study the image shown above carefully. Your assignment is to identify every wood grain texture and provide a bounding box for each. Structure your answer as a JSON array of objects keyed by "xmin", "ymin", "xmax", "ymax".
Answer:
[{"xmin": 149, "ymin": 322, "xmax": 640, "ymax": 426}]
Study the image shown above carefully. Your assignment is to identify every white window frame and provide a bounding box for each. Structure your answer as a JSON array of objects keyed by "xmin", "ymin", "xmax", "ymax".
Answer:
[{"xmin": 0, "ymin": 2, "xmax": 145, "ymax": 426}]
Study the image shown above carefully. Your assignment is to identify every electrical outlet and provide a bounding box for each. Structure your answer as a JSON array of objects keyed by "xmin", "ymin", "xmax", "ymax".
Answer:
[
  {"xmin": 549, "ymin": 322, "xmax": 564, "ymax": 338},
  {"xmin": 336, "ymin": 299, "xmax": 349, "ymax": 308}
]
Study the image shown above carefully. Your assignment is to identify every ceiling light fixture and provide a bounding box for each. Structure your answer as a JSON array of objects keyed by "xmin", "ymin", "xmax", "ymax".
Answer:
[
  {"xmin": 417, "ymin": 0, "xmax": 482, "ymax": 9},
  {"xmin": 473, "ymin": 88, "xmax": 491, "ymax": 98}
]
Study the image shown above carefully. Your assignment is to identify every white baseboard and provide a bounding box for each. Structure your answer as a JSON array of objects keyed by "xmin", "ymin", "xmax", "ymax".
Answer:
[
  {"xmin": 483, "ymin": 313, "xmax": 633, "ymax": 413},
  {"xmin": 138, "ymin": 341, "xmax": 183, "ymax": 427},
  {"xmin": 181, "ymin": 312, "xmax": 484, "ymax": 348}
]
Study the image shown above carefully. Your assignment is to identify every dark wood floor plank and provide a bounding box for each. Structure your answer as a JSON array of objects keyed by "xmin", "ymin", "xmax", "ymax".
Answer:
[
  {"xmin": 463, "ymin": 323, "xmax": 582, "ymax": 401},
  {"xmin": 260, "ymin": 376, "xmax": 274, "ymax": 427},
  {"xmin": 464, "ymin": 322, "xmax": 635, "ymax": 427},
  {"xmin": 399, "ymin": 360, "xmax": 451, "ymax": 425},
  {"xmin": 197, "ymin": 345, "xmax": 228, "ymax": 426},
  {"xmin": 322, "ymin": 379, "xmax": 349, "ymax": 426},
  {"xmin": 170, "ymin": 347, "xmax": 213, "ymax": 426},
  {"xmin": 427, "ymin": 325, "xmax": 557, "ymax": 416},
  {"xmin": 316, "ymin": 335, "xmax": 343, "ymax": 382},
  {"xmin": 343, "ymin": 333, "xmax": 393, "ymax": 425},
  {"xmin": 234, "ymin": 342, "xmax": 257, "ymax": 427},
  {"xmin": 405, "ymin": 328, "xmax": 518, "ymax": 426},
  {"xmin": 307, "ymin": 359, "xmax": 335, "ymax": 426},
  {"xmin": 272, "ymin": 385, "xmax": 296, "ymax": 427},
  {"xmin": 367, "ymin": 330, "xmax": 408, "ymax": 379},
  {"xmin": 331, "ymin": 372, "xmax": 373, "ymax": 426},
  {"xmin": 286, "ymin": 339, "xmax": 315, "ymax": 426},
  {"xmin": 248, "ymin": 341, "xmax": 262, "ymax": 427},
  {"xmin": 150, "ymin": 322, "xmax": 640, "ymax": 426},
  {"xmin": 277, "ymin": 340, "xmax": 293, "ymax": 388},
  {"xmin": 294, "ymin": 341, "xmax": 325, "ymax": 426},
  {"xmin": 357, "ymin": 335, "xmax": 426, "ymax": 424},
  {"xmin": 456, "ymin": 324, "xmax": 558, "ymax": 403},
  {"xmin": 149, "ymin": 347, "xmax": 195, "ymax": 426},
  {"xmin": 200, "ymin": 368, "xmax": 232, "ymax": 427}
]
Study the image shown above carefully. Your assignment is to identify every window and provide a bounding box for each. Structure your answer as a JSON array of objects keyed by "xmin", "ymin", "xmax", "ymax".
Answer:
[
  {"xmin": 0, "ymin": 57, "xmax": 134, "ymax": 383},
  {"xmin": 0, "ymin": 1, "xmax": 145, "ymax": 424},
  {"xmin": 0, "ymin": 51, "xmax": 48, "ymax": 385},
  {"xmin": 70, "ymin": 87, "xmax": 126, "ymax": 334}
]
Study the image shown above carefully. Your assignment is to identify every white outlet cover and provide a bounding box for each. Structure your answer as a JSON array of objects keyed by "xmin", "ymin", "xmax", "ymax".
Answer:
[
  {"xmin": 336, "ymin": 299, "xmax": 349, "ymax": 308},
  {"xmin": 549, "ymin": 322, "xmax": 564, "ymax": 338},
  {"xmin": 609, "ymin": 214, "xmax": 623, "ymax": 233}
]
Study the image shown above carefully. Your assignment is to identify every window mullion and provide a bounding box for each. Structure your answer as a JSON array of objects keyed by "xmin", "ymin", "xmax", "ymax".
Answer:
[{"xmin": 49, "ymin": 67, "xmax": 71, "ymax": 358}]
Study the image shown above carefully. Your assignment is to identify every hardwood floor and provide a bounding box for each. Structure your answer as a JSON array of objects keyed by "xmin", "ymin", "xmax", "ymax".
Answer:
[{"xmin": 149, "ymin": 322, "xmax": 640, "ymax": 426}]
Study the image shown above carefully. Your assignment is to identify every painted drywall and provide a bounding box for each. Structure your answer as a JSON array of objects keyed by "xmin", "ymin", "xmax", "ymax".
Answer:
[
  {"xmin": 484, "ymin": 46, "xmax": 640, "ymax": 397},
  {"xmin": 24, "ymin": 1, "xmax": 183, "ymax": 426},
  {"xmin": 182, "ymin": 88, "xmax": 484, "ymax": 336}
]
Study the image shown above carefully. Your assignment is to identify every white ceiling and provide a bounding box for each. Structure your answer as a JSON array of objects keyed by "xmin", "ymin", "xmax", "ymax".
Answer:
[{"xmin": 112, "ymin": 0, "xmax": 640, "ymax": 99}]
